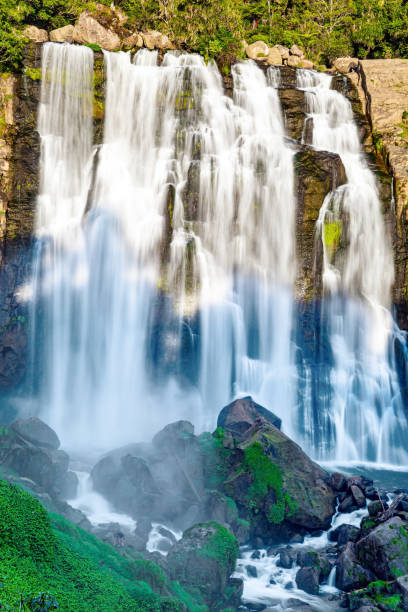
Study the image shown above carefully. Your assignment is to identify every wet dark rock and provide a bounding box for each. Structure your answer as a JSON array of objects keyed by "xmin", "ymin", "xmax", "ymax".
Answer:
[
  {"xmin": 364, "ymin": 485, "xmax": 379, "ymax": 500},
  {"xmin": 166, "ymin": 522, "xmax": 239, "ymax": 608},
  {"xmin": 286, "ymin": 599, "xmax": 312, "ymax": 608},
  {"xmin": 217, "ymin": 395, "xmax": 281, "ymax": 440},
  {"xmin": 295, "ymin": 566, "xmax": 320, "ymax": 594},
  {"xmin": 251, "ymin": 550, "xmax": 261, "ymax": 559},
  {"xmin": 157, "ymin": 526, "xmax": 176, "ymax": 544},
  {"xmin": 356, "ymin": 516, "xmax": 408, "ymax": 580},
  {"xmin": 278, "ymin": 88, "xmax": 307, "ymax": 141},
  {"xmin": 246, "ymin": 564, "xmax": 258, "ymax": 577},
  {"xmin": 11, "ymin": 417, "xmax": 60, "ymax": 450},
  {"xmin": 335, "ymin": 542, "xmax": 375, "ymax": 591},
  {"xmin": 134, "ymin": 517, "xmax": 152, "ymax": 542},
  {"xmin": 368, "ymin": 500, "xmax": 388, "ymax": 517},
  {"xmin": 328, "ymin": 472, "xmax": 348, "ymax": 492},
  {"xmin": 339, "ymin": 494, "xmax": 359, "ymax": 513},
  {"xmin": 296, "ymin": 550, "xmax": 331, "ymax": 581},
  {"xmin": 350, "ymin": 485, "xmax": 366, "ymax": 508},
  {"xmin": 289, "ymin": 533, "xmax": 305, "ymax": 544},
  {"xmin": 278, "ymin": 549, "xmax": 293, "ymax": 568},
  {"xmin": 294, "ymin": 145, "xmax": 346, "ymax": 300},
  {"xmin": 285, "ymin": 581, "xmax": 294, "ymax": 589},
  {"xmin": 329, "ymin": 523, "xmax": 359, "ymax": 546}
]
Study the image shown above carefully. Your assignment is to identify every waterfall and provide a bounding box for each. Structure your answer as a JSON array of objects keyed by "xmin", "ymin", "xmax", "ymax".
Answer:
[
  {"xmin": 27, "ymin": 43, "xmax": 407, "ymax": 463},
  {"xmin": 30, "ymin": 45, "xmax": 297, "ymax": 449},
  {"xmin": 296, "ymin": 70, "xmax": 408, "ymax": 464}
]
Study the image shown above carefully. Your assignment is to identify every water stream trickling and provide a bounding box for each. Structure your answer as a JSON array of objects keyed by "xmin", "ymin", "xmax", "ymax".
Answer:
[{"xmin": 23, "ymin": 43, "xmax": 408, "ymax": 465}]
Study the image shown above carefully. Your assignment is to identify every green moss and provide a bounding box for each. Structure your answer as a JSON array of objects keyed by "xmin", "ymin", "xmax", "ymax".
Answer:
[
  {"xmin": 198, "ymin": 430, "xmax": 231, "ymax": 490},
  {"xmin": 23, "ymin": 66, "xmax": 42, "ymax": 81},
  {"xmin": 84, "ymin": 42, "xmax": 102, "ymax": 52},
  {"xmin": 197, "ymin": 522, "xmax": 239, "ymax": 572},
  {"xmin": 243, "ymin": 442, "xmax": 297, "ymax": 525},
  {"xmin": 131, "ymin": 559, "xmax": 166, "ymax": 592},
  {"xmin": 323, "ymin": 220, "xmax": 342, "ymax": 253}
]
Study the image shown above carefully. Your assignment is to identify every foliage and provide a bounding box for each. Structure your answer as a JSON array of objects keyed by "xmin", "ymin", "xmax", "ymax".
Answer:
[
  {"xmin": 197, "ymin": 522, "xmax": 239, "ymax": 572},
  {"xmin": 0, "ymin": 480, "xmax": 201, "ymax": 611},
  {"xmin": 243, "ymin": 441, "xmax": 297, "ymax": 525}
]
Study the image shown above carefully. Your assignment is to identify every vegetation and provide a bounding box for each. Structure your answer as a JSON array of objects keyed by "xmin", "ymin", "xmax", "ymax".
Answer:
[
  {"xmin": 197, "ymin": 522, "xmax": 239, "ymax": 572},
  {"xmin": 243, "ymin": 441, "xmax": 297, "ymax": 525},
  {"xmin": 0, "ymin": 479, "xmax": 199, "ymax": 611},
  {"xmin": 2, "ymin": 0, "xmax": 408, "ymax": 71}
]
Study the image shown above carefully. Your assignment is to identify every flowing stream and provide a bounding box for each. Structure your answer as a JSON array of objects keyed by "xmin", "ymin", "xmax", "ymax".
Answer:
[{"xmin": 24, "ymin": 43, "xmax": 408, "ymax": 466}]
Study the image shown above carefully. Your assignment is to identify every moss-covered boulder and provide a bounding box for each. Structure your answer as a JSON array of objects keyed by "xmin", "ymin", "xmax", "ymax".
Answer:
[
  {"xmin": 224, "ymin": 419, "xmax": 336, "ymax": 534},
  {"xmin": 166, "ymin": 521, "xmax": 241, "ymax": 609},
  {"xmin": 357, "ymin": 517, "xmax": 408, "ymax": 581}
]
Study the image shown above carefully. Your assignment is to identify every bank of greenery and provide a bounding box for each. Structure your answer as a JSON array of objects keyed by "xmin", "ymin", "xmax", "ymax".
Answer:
[
  {"xmin": 0, "ymin": 479, "xmax": 199, "ymax": 611},
  {"xmin": 1, "ymin": 0, "xmax": 408, "ymax": 71}
]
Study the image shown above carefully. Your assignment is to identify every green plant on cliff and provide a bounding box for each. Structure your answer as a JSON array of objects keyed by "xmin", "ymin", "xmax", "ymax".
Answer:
[
  {"xmin": 243, "ymin": 441, "xmax": 297, "ymax": 525},
  {"xmin": 323, "ymin": 220, "xmax": 342, "ymax": 257}
]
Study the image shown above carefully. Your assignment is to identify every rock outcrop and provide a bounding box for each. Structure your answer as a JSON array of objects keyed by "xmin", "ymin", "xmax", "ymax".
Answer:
[{"xmin": 73, "ymin": 11, "xmax": 121, "ymax": 50}]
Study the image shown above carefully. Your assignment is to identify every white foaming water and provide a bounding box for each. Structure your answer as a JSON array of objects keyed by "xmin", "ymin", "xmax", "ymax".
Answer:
[
  {"xmin": 296, "ymin": 70, "xmax": 408, "ymax": 464},
  {"xmin": 30, "ymin": 45, "xmax": 297, "ymax": 448},
  {"xmin": 235, "ymin": 504, "xmax": 367, "ymax": 610},
  {"xmin": 69, "ymin": 471, "xmax": 136, "ymax": 529}
]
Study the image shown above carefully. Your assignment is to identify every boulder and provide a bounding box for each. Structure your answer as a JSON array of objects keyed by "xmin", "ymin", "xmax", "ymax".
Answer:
[
  {"xmin": 278, "ymin": 549, "xmax": 293, "ymax": 569},
  {"xmin": 368, "ymin": 500, "xmax": 387, "ymax": 517},
  {"xmin": 350, "ymin": 485, "xmax": 366, "ymax": 508},
  {"xmin": 49, "ymin": 25, "xmax": 74, "ymax": 43},
  {"xmin": 356, "ymin": 516, "xmax": 408, "ymax": 580},
  {"xmin": 290, "ymin": 44, "xmax": 305, "ymax": 58},
  {"xmin": 288, "ymin": 55, "xmax": 301, "ymax": 68},
  {"xmin": 152, "ymin": 420, "xmax": 194, "ymax": 449},
  {"xmin": 266, "ymin": 47, "xmax": 282, "ymax": 66},
  {"xmin": 122, "ymin": 32, "xmax": 143, "ymax": 48},
  {"xmin": 328, "ymin": 472, "xmax": 347, "ymax": 492},
  {"xmin": 167, "ymin": 522, "xmax": 239, "ymax": 608},
  {"xmin": 333, "ymin": 57, "xmax": 358, "ymax": 73},
  {"xmin": 73, "ymin": 11, "xmax": 121, "ymax": 51},
  {"xmin": 11, "ymin": 417, "xmax": 60, "ymax": 450},
  {"xmin": 295, "ymin": 566, "xmax": 320, "ymax": 594},
  {"xmin": 339, "ymin": 494, "xmax": 359, "ymax": 513},
  {"xmin": 23, "ymin": 26, "xmax": 48, "ymax": 43},
  {"xmin": 275, "ymin": 45, "xmax": 290, "ymax": 60},
  {"xmin": 296, "ymin": 550, "xmax": 331, "ymax": 581},
  {"xmin": 217, "ymin": 396, "xmax": 281, "ymax": 439},
  {"xmin": 329, "ymin": 523, "xmax": 360, "ymax": 546},
  {"xmin": 246, "ymin": 41, "xmax": 269, "ymax": 61},
  {"xmin": 300, "ymin": 60, "xmax": 314, "ymax": 69},
  {"xmin": 335, "ymin": 542, "xmax": 374, "ymax": 591},
  {"xmin": 142, "ymin": 31, "xmax": 175, "ymax": 50}
]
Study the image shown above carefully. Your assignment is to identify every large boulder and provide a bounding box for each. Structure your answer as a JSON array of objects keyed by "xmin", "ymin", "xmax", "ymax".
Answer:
[
  {"xmin": 333, "ymin": 57, "xmax": 358, "ymax": 73},
  {"xmin": 290, "ymin": 44, "xmax": 305, "ymax": 58},
  {"xmin": 246, "ymin": 41, "xmax": 269, "ymax": 61},
  {"xmin": 167, "ymin": 522, "xmax": 240, "ymax": 608},
  {"xmin": 336, "ymin": 542, "xmax": 375, "ymax": 591},
  {"xmin": 11, "ymin": 417, "xmax": 60, "ymax": 450},
  {"xmin": 356, "ymin": 516, "xmax": 408, "ymax": 580},
  {"xmin": 23, "ymin": 26, "xmax": 48, "ymax": 43},
  {"xmin": 50, "ymin": 25, "xmax": 74, "ymax": 43},
  {"xmin": 73, "ymin": 10, "xmax": 121, "ymax": 50},
  {"xmin": 217, "ymin": 396, "xmax": 281, "ymax": 439},
  {"xmin": 295, "ymin": 566, "xmax": 320, "ymax": 594},
  {"xmin": 142, "ymin": 31, "xmax": 175, "ymax": 50},
  {"xmin": 266, "ymin": 47, "xmax": 282, "ymax": 66}
]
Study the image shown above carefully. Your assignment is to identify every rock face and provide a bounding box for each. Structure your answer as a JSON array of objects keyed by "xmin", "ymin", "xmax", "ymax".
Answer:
[
  {"xmin": 278, "ymin": 88, "xmax": 307, "ymax": 141},
  {"xmin": 217, "ymin": 396, "xmax": 282, "ymax": 438},
  {"xmin": 353, "ymin": 59, "xmax": 408, "ymax": 324},
  {"xmin": 50, "ymin": 25, "xmax": 74, "ymax": 43},
  {"xmin": 166, "ymin": 522, "xmax": 240, "ymax": 608},
  {"xmin": 11, "ymin": 417, "xmax": 60, "ymax": 449},
  {"xmin": 294, "ymin": 146, "xmax": 347, "ymax": 299},
  {"xmin": 73, "ymin": 11, "xmax": 121, "ymax": 50}
]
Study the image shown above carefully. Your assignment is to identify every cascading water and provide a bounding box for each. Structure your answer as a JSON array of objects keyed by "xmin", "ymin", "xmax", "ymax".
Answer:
[
  {"xmin": 29, "ymin": 44, "xmax": 297, "ymax": 449},
  {"xmin": 26, "ymin": 42, "xmax": 407, "ymax": 464},
  {"xmin": 296, "ymin": 70, "xmax": 408, "ymax": 464}
]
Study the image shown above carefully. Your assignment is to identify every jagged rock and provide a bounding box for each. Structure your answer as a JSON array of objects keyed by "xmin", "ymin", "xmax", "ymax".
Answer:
[
  {"xmin": 266, "ymin": 47, "xmax": 282, "ymax": 66},
  {"xmin": 49, "ymin": 25, "xmax": 74, "ymax": 43},
  {"xmin": 278, "ymin": 88, "xmax": 307, "ymax": 141},
  {"xmin": 335, "ymin": 542, "xmax": 374, "ymax": 591},
  {"xmin": 295, "ymin": 566, "xmax": 320, "ymax": 594},
  {"xmin": 288, "ymin": 55, "xmax": 301, "ymax": 68},
  {"xmin": 73, "ymin": 11, "xmax": 121, "ymax": 51},
  {"xmin": 333, "ymin": 57, "xmax": 358, "ymax": 73},
  {"xmin": 23, "ymin": 26, "xmax": 48, "ymax": 43},
  {"xmin": 142, "ymin": 31, "xmax": 175, "ymax": 50},
  {"xmin": 350, "ymin": 485, "xmax": 366, "ymax": 508},
  {"xmin": 167, "ymin": 522, "xmax": 239, "ymax": 608},
  {"xmin": 217, "ymin": 396, "xmax": 281, "ymax": 439},
  {"xmin": 246, "ymin": 41, "xmax": 269, "ymax": 61},
  {"xmin": 356, "ymin": 516, "xmax": 408, "ymax": 580},
  {"xmin": 122, "ymin": 32, "xmax": 143, "ymax": 48},
  {"xmin": 11, "ymin": 417, "xmax": 60, "ymax": 450},
  {"xmin": 290, "ymin": 44, "xmax": 305, "ymax": 58}
]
